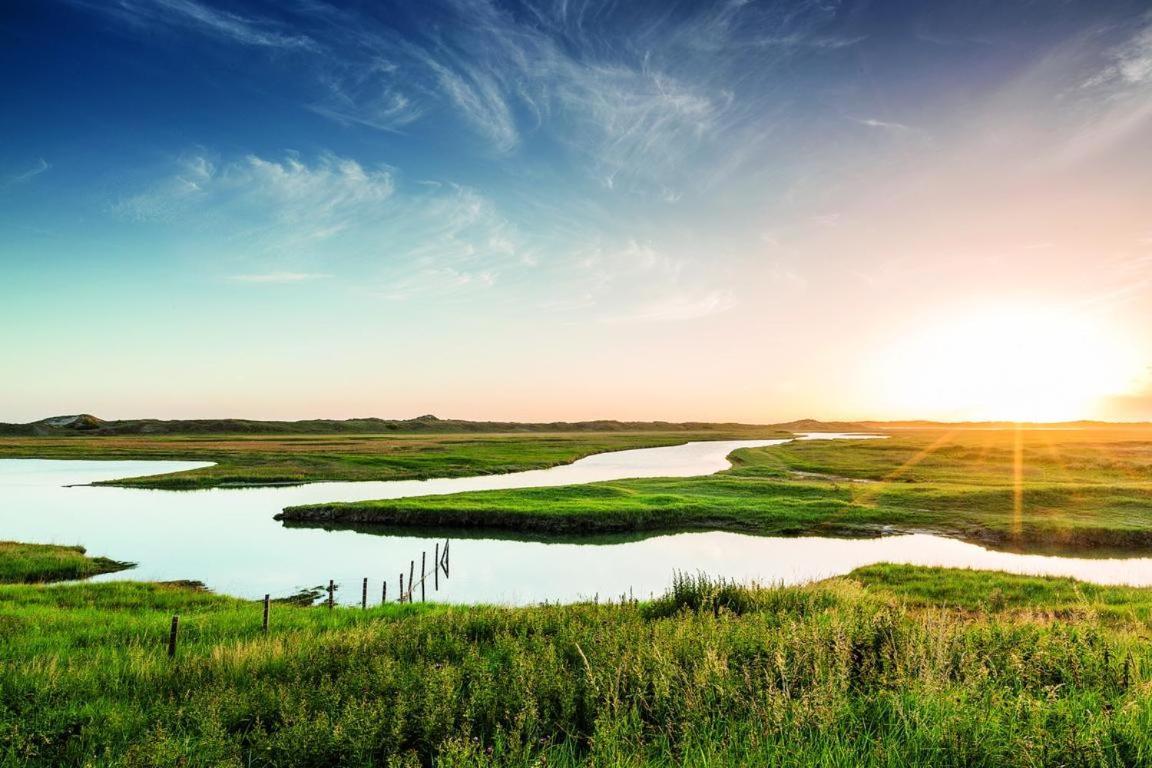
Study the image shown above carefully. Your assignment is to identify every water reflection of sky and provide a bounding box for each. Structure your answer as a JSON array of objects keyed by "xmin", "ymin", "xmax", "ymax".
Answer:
[{"xmin": 3, "ymin": 438, "xmax": 1151, "ymax": 605}]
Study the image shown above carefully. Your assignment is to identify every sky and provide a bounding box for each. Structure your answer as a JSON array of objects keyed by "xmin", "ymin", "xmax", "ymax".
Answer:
[{"xmin": 2, "ymin": 0, "xmax": 1151, "ymax": 423}]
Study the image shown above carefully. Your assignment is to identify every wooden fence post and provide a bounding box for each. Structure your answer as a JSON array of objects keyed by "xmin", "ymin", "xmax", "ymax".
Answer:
[
  {"xmin": 399, "ymin": 573, "xmax": 405, "ymax": 603},
  {"xmin": 327, "ymin": 580, "xmax": 335, "ymax": 609},
  {"xmin": 409, "ymin": 560, "xmax": 415, "ymax": 602},
  {"xmin": 421, "ymin": 552, "xmax": 426, "ymax": 602},
  {"xmin": 434, "ymin": 542, "xmax": 440, "ymax": 591},
  {"xmin": 167, "ymin": 615, "xmax": 179, "ymax": 659},
  {"xmin": 382, "ymin": 581, "xmax": 388, "ymax": 604},
  {"xmin": 262, "ymin": 594, "xmax": 270, "ymax": 633},
  {"xmin": 362, "ymin": 577, "xmax": 368, "ymax": 609}
]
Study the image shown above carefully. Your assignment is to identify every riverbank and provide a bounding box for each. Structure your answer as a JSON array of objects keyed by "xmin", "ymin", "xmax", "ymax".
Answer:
[
  {"xmin": 280, "ymin": 428, "xmax": 1152, "ymax": 550},
  {"xmin": 3, "ymin": 562, "xmax": 1150, "ymax": 766},
  {"xmin": 0, "ymin": 541, "xmax": 131, "ymax": 583}
]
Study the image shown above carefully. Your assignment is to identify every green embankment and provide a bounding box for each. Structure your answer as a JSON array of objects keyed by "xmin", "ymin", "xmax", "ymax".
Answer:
[
  {"xmin": 0, "ymin": 541, "xmax": 130, "ymax": 583},
  {"xmin": 2, "ymin": 567, "xmax": 1152, "ymax": 766},
  {"xmin": 281, "ymin": 429, "xmax": 1152, "ymax": 549}
]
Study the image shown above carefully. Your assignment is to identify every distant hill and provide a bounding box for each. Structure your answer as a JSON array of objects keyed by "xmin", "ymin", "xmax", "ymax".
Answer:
[
  {"xmin": 857, "ymin": 420, "xmax": 1152, "ymax": 430},
  {"xmin": 6, "ymin": 414, "xmax": 1145, "ymax": 438},
  {"xmin": 770, "ymin": 419, "xmax": 878, "ymax": 433},
  {"xmin": 0, "ymin": 414, "xmax": 790, "ymax": 437}
]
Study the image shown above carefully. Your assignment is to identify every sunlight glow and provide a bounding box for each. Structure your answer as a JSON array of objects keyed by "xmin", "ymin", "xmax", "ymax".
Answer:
[{"xmin": 877, "ymin": 305, "xmax": 1143, "ymax": 422}]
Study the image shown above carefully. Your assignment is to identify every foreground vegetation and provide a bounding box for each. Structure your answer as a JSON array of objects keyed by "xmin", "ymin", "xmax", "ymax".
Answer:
[
  {"xmin": 0, "ymin": 430, "xmax": 784, "ymax": 490},
  {"xmin": 3, "ymin": 563, "xmax": 1152, "ymax": 767},
  {"xmin": 0, "ymin": 541, "xmax": 130, "ymax": 584},
  {"xmin": 284, "ymin": 428, "xmax": 1152, "ymax": 550}
]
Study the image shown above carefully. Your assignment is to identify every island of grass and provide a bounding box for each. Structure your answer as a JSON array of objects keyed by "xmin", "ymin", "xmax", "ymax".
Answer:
[
  {"xmin": 281, "ymin": 426, "xmax": 1152, "ymax": 550},
  {"xmin": 0, "ymin": 414, "xmax": 793, "ymax": 489},
  {"xmin": 0, "ymin": 541, "xmax": 131, "ymax": 583},
  {"xmin": 3, "ymin": 563, "xmax": 1152, "ymax": 766}
]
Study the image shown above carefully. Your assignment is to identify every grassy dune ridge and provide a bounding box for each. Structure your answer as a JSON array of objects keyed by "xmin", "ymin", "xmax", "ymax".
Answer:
[
  {"xmin": 0, "ymin": 414, "xmax": 789, "ymax": 437},
  {"xmin": 2, "ymin": 568, "xmax": 1152, "ymax": 766},
  {"xmin": 281, "ymin": 429, "xmax": 1152, "ymax": 549}
]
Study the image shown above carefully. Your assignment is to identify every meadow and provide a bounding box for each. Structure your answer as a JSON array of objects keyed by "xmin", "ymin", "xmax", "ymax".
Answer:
[
  {"xmin": 0, "ymin": 430, "xmax": 782, "ymax": 490},
  {"xmin": 2, "ymin": 545, "xmax": 1152, "ymax": 767},
  {"xmin": 6, "ymin": 428, "xmax": 1152, "ymax": 766},
  {"xmin": 283, "ymin": 428, "xmax": 1152, "ymax": 550}
]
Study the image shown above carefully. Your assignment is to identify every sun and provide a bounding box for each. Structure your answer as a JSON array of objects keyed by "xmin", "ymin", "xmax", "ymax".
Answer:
[{"xmin": 876, "ymin": 304, "xmax": 1142, "ymax": 422}]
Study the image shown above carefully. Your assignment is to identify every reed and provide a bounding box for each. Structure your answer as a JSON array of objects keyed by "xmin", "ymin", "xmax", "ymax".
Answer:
[{"xmin": 2, "ymin": 568, "xmax": 1150, "ymax": 766}]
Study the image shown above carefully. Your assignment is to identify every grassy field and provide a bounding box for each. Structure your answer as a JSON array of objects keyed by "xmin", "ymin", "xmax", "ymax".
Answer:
[
  {"xmin": 0, "ymin": 541, "xmax": 130, "ymax": 584},
  {"xmin": 3, "ymin": 562, "xmax": 1152, "ymax": 767},
  {"xmin": 6, "ymin": 425, "xmax": 1152, "ymax": 764},
  {"xmin": 282, "ymin": 428, "xmax": 1152, "ymax": 550},
  {"xmin": 0, "ymin": 430, "xmax": 784, "ymax": 489}
]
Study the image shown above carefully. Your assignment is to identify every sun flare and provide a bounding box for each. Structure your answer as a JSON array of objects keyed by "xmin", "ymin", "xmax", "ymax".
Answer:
[{"xmin": 878, "ymin": 305, "xmax": 1142, "ymax": 422}]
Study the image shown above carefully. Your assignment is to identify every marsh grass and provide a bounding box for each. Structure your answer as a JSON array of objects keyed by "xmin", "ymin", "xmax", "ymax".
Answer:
[
  {"xmin": 288, "ymin": 429, "xmax": 1152, "ymax": 550},
  {"xmin": 3, "ymin": 570, "xmax": 1152, "ymax": 766},
  {"xmin": 0, "ymin": 431, "xmax": 784, "ymax": 489},
  {"xmin": 0, "ymin": 541, "xmax": 130, "ymax": 584}
]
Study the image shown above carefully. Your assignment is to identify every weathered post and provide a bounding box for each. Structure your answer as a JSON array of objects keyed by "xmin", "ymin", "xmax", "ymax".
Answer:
[
  {"xmin": 167, "ymin": 615, "xmax": 179, "ymax": 659},
  {"xmin": 409, "ymin": 560, "xmax": 415, "ymax": 601},
  {"xmin": 434, "ymin": 542, "xmax": 440, "ymax": 591},
  {"xmin": 362, "ymin": 577, "xmax": 368, "ymax": 609},
  {"xmin": 421, "ymin": 552, "xmax": 427, "ymax": 602},
  {"xmin": 399, "ymin": 573, "xmax": 405, "ymax": 603},
  {"xmin": 262, "ymin": 594, "xmax": 270, "ymax": 633},
  {"xmin": 382, "ymin": 581, "xmax": 388, "ymax": 604},
  {"xmin": 327, "ymin": 580, "xmax": 335, "ymax": 609},
  {"xmin": 443, "ymin": 540, "xmax": 450, "ymax": 577}
]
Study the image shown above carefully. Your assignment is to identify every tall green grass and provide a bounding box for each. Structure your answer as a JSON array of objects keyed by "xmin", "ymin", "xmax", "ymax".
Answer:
[
  {"xmin": 2, "ymin": 570, "xmax": 1151, "ymax": 766},
  {"xmin": 0, "ymin": 541, "xmax": 129, "ymax": 583}
]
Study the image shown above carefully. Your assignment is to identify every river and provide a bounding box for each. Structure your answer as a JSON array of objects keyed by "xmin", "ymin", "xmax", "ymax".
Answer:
[{"xmin": 3, "ymin": 433, "xmax": 1151, "ymax": 604}]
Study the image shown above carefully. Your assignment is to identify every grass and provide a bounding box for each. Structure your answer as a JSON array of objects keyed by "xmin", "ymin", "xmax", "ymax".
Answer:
[
  {"xmin": 3, "ymin": 566, "xmax": 1152, "ymax": 766},
  {"xmin": 0, "ymin": 541, "xmax": 130, "ymax": 584},
  {"xmin": 853, "ymin": 564, "xmax": 1152, "ymax": 623},
  {"xmin": 6, "ymin": 429, "xmax": 1152, "ymax": 764},
  {"xmin": 0, "ymin": 430, "xmax": 785, "ymax": 489},
  {"xmin": 282, "ymin": 428, "xmax": 1152, "ymax": 550}
]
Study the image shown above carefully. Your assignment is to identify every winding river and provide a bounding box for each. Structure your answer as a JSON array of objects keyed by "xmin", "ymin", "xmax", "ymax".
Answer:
[{"xmin": 3, "ymin": 433, "xmax": 1152, "ymax": 604}]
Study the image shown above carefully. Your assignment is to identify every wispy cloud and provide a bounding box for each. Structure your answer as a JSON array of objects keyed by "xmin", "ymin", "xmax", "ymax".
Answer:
[
  {"xmin": 62, "ymin": 0, "xmax": 857, "ymax": 191},
  {"xmin": 308, "ymin": 61, "xmax": 425, "ymax": 132},
  {"xmin": 422, "ymin": 57, "xmax": 520, "ymax": 153},
  {"xmin": 376, "ymin": 267, "xmax": 497, "ymax": 301},
  {"xmin": 228, "ymin": 272, "xmax": 329, "ymax": 283},
  {"xmin": 2, "ymin": 158, "xmax": 51, "ymax": 188},
  {"xmin": 64, "ymin": 0, "xmax": 316, "ymax": 50},
  {"xmin": 606, "ymin": 290, "xmax": 737, "ymax": 323},
  {"xmin": 117, "ymin": 152, "xmax": 394, "ymax": 228},
  {"xmin": 118, "ymin": 151, "xmax": 531, "ymax": 301},
  {"xmin": 563, "ymin": 238, "xmax": 739, "ymax": 324},
  {"xmin": 1047, "ymin": 17, "xmax": 1152, "ymax": 165},
  {"xmin": 1084, "ymin": 18, "xmax": 1152, "ymax": 88},
  {"xmin": 855, "ymin": 117, "xmax": 912, "ymax": 132}
]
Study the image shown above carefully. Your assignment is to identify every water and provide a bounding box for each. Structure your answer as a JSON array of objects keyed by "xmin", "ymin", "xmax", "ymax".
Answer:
[{"xmin": 3, "ymin": 434, "xmax": 1152, "ymax": 604}]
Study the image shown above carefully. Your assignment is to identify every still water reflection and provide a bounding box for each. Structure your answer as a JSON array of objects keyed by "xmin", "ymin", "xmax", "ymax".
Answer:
[{"xmin": 3, "ymin": 435, "xmax": 1150, "ymax": 604}]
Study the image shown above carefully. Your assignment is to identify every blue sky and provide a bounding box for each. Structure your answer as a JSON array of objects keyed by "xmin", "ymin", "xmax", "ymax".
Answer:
[{"xmin": 2, "ymin": 0, "xmax": 1151, "ymax": 422}]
